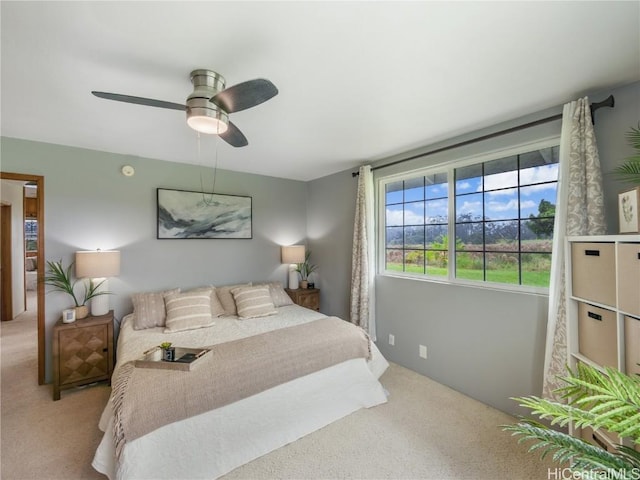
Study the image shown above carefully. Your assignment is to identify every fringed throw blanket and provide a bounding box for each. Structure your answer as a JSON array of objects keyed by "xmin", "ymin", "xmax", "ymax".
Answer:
[{"xmin": 112, "ymin": 317, "xmax": 371, "ymax": 457}]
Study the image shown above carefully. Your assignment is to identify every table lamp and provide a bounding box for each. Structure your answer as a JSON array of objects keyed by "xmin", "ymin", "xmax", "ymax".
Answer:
[
  {"xmin": 75, "ymin": 250, "xmax": 120, "ymax": 316},
  {"xmin": 281, "ymin": 245, "xmax": 305, "ymax": 289}
]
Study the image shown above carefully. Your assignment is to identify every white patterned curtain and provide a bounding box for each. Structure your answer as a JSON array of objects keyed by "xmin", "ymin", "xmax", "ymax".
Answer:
[
  {"xmin": 542, "ymin": 97, "xmax": 606, "ymax": 399},
  {"xmin": 350, "ymin": 165, "xmax": 376, "ymax": 340}
]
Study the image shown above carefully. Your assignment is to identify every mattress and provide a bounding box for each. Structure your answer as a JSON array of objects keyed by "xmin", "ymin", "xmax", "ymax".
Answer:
[{"xmin": 92, "ymin": 305, "xmax": 388, "ymax": 480}]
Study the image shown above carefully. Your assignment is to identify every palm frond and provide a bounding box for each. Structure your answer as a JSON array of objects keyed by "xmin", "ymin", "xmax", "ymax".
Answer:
[
  {"xmin": 505, "ymin": 363, "xmax": 640, "ymax": 478},
  {"xmin": 503, "ymin": 422, "xmax": 635, "ymax": 474},
  {"xmin": 612, "ymin": 124, "xmax": 640, "ymax": 185},
  {"xmin": 43, "ymin": 259, "xmax": 81, "ymax": 306},
  {"xmin": 625, "ymin": 124, "xmax": 640, "ymax": 151},
  {"xmin": 83, "ymin": 278, "xmax": 111, "ymax": 302}
]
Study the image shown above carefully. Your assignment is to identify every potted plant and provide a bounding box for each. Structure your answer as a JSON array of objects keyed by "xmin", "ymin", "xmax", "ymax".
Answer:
[
  {"xmin": 295, "ymin": 250, "xmax": 318, "ymax": 289},
  {"xmin": 503, "ymin": 362, "xmax": 640, "ymax": 478},
  {"xmin": 43, "ymin": 259, "xmax": 110, "ymax": 319},
  {"xmin": 160, "ymin": 342, "xmax": 175, "ymax": 362},
  {"xmin": 613, "ymin": 124, "xmax": 640, "ymax": 185}
]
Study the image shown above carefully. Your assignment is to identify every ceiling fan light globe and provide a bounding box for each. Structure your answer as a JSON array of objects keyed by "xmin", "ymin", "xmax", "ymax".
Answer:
[
  {"xmin": 186, "ymin": 101, "xmax": 229, "ymax": 134},
  {"xmin": 187, "ymin": 114, "xmax": 229, "ymax": 135}
]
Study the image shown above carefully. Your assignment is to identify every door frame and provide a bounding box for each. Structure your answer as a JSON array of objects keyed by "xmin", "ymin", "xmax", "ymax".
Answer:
[
  {"xmin": 1, "ymin": 172, "xmax": 45, "ymax": 385},
  {"xmin": 1, "ymin": 203, "xmax": 13, "ymax": 321}
]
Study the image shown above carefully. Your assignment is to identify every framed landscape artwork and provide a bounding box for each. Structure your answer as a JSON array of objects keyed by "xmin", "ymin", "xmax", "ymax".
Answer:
[
  {"xmin": 157, "ymin": 188, "xmax": 252, "ymax": 239},
  {"xmin": 618, "ymin": 187, "xmax": 640, "ymax": 234}
]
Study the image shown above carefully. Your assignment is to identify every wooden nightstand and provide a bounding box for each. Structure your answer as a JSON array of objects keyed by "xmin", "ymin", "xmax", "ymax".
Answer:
[
  {"xmin": 52, "ymin": 310, "xmax": 114, "ymax": 401},
  {"xmin": 285, "ymin": 288, "xmax": 320, "ymax": 312}
]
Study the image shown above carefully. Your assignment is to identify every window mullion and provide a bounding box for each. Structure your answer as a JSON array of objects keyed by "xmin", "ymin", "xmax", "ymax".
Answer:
[{"xmin": 448, "ymin": 167, "xmax": 455, "ymax": 282}]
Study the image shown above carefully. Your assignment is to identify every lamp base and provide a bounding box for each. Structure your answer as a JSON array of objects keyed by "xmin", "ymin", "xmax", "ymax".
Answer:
[
  {"xmin": 90, "ymin": 278, "xmax": 110, "ymax": 316},
  {"xmin": 288, "ymin": 267, "xmax": 299, "ymax": 290}
]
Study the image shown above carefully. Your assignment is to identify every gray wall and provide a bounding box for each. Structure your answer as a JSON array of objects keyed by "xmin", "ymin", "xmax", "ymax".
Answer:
[
  {"xmin": 308, "ymin": 81, "xmax": 640, "ymax": 415},
  {"xmin": 307, "ymin": 170, "xmax": 358, "ymax": 318},
  {"xmin": 1, "ymin": 138, "xmax": 308, "ymax": 383}
]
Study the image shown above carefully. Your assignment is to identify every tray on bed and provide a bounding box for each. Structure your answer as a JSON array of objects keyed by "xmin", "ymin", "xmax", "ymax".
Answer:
[{"xmin": 134, "ymin": 346, "xmax": 211, "ymax": 371}]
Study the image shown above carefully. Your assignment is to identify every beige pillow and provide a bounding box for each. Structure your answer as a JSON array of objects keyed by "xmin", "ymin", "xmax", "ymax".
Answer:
[
  {"xmin": 184, "ymin": 287, "xmax": 226, "ymax": 318},
  {"xmin": 215, "ymin": 283, "xmax": 251, "ymax": 316},
  {"xmin": 132, "ymin": 288, "xmax": 180, "ymax": 330},
  {"xmin": 164, "ymin": 291, "xmax": 215, "ymax": 333},
  {"xmin": 231, "ymin": 285, "xmax": 277, "ymax": 319},
  {"xmin": 255, "ymin": 282, "xmax": 294, "ymax": 307}
]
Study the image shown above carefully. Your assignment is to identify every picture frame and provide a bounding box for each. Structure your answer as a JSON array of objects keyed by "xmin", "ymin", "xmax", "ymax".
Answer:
[
  {"xmin": 618, "ymin": 187, "xmax": 640, "ymax": 234},
  {"xmin": 157, "ymin": 188, "xmax": 252, "ymax": 239}
]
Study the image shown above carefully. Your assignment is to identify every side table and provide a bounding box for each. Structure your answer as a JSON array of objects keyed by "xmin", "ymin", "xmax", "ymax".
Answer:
[
  {"xmin": 52, "ymin": 310, "xmax": 114, "ymax": 400},
  {"xmin": 285, "ymin": 288, "xmax": 320, "ymax": 312}
]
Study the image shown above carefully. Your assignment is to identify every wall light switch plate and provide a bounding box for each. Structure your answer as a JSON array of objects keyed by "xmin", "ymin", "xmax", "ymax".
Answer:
[
  {"xmin": 419, "ymin": 345, "xmax": 427, "ymax": 359},
  {"xmin": 388, "ymin": 334, "xmax": 395, "ymax": 346}
]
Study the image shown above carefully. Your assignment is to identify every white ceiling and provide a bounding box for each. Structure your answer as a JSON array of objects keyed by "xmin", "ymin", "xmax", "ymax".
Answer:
[{"xmin": 2, "ymin": 1, "xmax": 639, "ymax": 181}]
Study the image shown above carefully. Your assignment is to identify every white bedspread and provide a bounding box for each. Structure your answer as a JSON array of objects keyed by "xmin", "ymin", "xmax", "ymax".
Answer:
[{"xmin": 92, "ymin": 305, "xmax": 388, "ymax": 480}]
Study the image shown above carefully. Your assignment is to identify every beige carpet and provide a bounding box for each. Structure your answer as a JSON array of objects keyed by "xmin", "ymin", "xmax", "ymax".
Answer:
[{"xmin": 1, "ymin": 300, "xmax": 555, "ymax": 480}]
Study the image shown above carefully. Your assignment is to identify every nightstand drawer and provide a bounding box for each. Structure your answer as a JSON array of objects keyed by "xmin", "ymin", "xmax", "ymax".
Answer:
[
  {"xmin": 285, "ymin": 288, "xmax": 320, "ymax": 312},
  {"xmin": 58, "ymin": 325, "xmax": 110, "ymax": 385}
]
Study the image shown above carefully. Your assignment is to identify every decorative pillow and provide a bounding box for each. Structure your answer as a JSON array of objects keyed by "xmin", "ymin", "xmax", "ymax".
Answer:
[
  {"xmin": 164, "ymin": 291, "xmax": 215, "ymax": 333},
  {"xmin": 215, "ymin": 283, "xmax": 251, "ymax": 316},
  {"xmin": 231, "ymin": 285, "xmax": 277, "ymax": 319},
  {"xmin": 256, "ymin": 282, "xmax": 294, "ymax": 307},
  {"xmin": 184, "ymin": 287, "xmax": 226, "ymax": 318},
  {"xmin": 25, "ymin": 257, "xmax": 37, "ymax": 271},
  {"xmin": 131, "ymin": 288, "xmax": 180, "ymax": 330}
]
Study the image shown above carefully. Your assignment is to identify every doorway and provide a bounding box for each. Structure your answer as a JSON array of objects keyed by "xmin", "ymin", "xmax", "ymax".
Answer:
[
  {"xmin": 0, "ymin": 172, "xmax": 45, "ymax": 385},
  {"xmin": 1, "ymin": 203, "xmax": 13, "ymax": 321}
]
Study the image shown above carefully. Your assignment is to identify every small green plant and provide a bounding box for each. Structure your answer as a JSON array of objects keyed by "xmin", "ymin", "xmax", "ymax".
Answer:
[
  {"xmin": 160, "ymin": 342, "xmax": 172, "ymax": 350},
  {"xmin": 295, "ymin": 251, "xmax": 318, "ymax": 281},
  {"xmin": 43, "ymin": 259, "xmax": 109, "ymax": 306},
  {"xmin": 613, "ymin": 124, "xmax": 640, "ymax": 185},
  {"xmin": 503, "ymin": 363, "xmax": 640, "ymax": 478}
]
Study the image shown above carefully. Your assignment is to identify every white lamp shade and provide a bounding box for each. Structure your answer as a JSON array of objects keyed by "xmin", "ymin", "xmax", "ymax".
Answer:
[
  {"xmin": 75, "ymin": 250, "xmax": 121, "ymax": 278},
  {"xmin": 281, "ymin": 245, "xmax": 305, "ymax": 264}
]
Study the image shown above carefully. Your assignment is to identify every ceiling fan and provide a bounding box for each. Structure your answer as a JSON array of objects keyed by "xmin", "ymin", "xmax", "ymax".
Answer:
[{"xmin": 92, "ymin": 69, "xmax": 278, "ymax": 147}]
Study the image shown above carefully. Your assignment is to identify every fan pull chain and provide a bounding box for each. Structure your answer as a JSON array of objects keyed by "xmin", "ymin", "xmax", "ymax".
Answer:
[{"xmin": 199, "ymin": 132, "xmax": 220, "ymax": 206}]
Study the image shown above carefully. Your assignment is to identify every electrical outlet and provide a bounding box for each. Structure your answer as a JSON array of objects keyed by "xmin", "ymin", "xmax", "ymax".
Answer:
[
  {"xmin": 419, "ymin": 345, "xmax": 427, "ymax": 359},
  {"xmin": 388, "ymin": 334, "xmax": 395, "ymax": 346}
]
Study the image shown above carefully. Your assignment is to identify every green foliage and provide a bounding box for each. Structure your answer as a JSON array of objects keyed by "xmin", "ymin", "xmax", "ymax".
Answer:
[
  {"xmin": 160, "ymin": 342, "xmax": 172, "ymax": 350},
  {"xmin": 43, "ymin": 259, "xmax": 110, "ymax": 306},
  {"xmin": 504, "ymin": 363, "xmax": 640, "ymax": 477},
  {"xmin": 295, "ymin": 250, "xmax": 318, "ymax": 280},
  {"xmin": 613, "ymin": 124, "xmax": 640, "ymax": 185},
  {"xmin": 528, "ymin": 199, "xmax": 556, "ymax": 238}
]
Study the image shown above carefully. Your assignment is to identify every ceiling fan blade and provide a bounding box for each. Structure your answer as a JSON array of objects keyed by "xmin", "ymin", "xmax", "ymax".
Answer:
[
  {"xmin": 210, "ymin": 79, "xmax": 278, "ymax": 113},
  {"xmin": 219, "ymin": 121, "xmax": 248, "ymax": 147},
  {"xmin": 92, "ymin": 91, "xmax": 186, "ymax": 111}
]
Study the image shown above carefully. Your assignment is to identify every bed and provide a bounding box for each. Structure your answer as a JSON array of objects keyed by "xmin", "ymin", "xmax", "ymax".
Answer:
[{"xmin": 92, "ymin": 283, "xmax": 389, "ymax": 480}]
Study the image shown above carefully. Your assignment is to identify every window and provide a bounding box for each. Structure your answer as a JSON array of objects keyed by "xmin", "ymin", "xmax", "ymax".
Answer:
[
  {"xmin": 382, "ymin": 142, "xmax": 559, "ymax": 290},
  {"xmin": 385, "ymin": 173, "xmax": 449, "ymax": 277},
  {"xmin": 25, "ymin": 219, "xmax": 37, "ymax": 252}
]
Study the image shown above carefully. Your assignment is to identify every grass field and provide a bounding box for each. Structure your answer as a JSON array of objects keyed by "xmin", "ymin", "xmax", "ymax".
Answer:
[{"xmin": 385, "ymin": 262, "xmax": 550, "ymax": 287}]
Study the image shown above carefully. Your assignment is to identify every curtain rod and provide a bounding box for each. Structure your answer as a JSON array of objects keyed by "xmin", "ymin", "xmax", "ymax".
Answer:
[{"xmin": 352, "ymin": 95, "xmax": 615, "ymax": 177}]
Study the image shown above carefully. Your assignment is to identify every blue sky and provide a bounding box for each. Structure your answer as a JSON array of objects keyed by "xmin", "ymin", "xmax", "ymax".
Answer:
[{"xmin": 386, "ymin": 163, "xmax": 559, "ymax": 225}]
